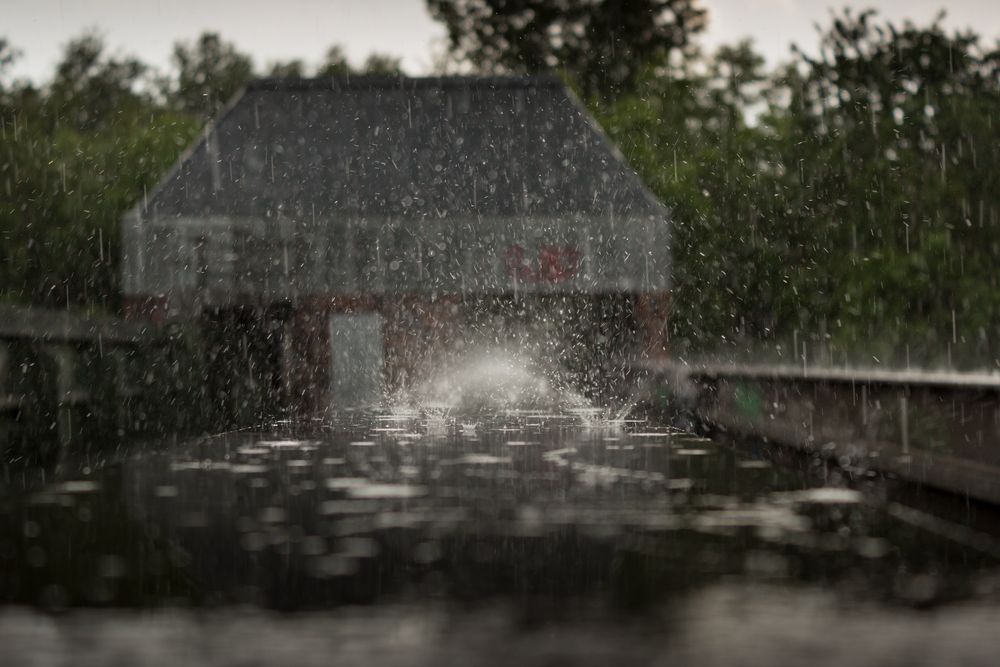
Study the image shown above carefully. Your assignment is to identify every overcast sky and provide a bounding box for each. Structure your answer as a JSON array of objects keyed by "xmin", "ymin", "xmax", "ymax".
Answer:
[{"xmin": 2, "ymin": 0, "xmax": 998, "ymax": 83}]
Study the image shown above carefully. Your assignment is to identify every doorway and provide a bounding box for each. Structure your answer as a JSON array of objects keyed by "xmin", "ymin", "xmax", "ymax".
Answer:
[{"xmin": 329, "ymin": 313, "xmax": 384, "ymax": 406}]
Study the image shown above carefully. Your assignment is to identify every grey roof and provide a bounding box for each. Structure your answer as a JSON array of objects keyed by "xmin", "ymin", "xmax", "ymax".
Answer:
[
  {"xmin": 123, "ymin": 75, "xmax": 670, "ymax": 309},
  {"xmin": 144, "ymin": 75, "xmax": 665, "ymax": 220}
]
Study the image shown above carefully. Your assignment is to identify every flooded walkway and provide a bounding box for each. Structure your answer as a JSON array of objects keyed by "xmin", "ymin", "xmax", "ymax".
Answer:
[{"xmin": 4, "ymin": 408, "xmax": 1000, "ymax": 663}]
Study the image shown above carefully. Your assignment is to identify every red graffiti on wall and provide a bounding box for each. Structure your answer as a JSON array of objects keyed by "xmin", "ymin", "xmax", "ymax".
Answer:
[{"xmin": 504, "ymin": 244, "xmax": 581, "ymax": 283}]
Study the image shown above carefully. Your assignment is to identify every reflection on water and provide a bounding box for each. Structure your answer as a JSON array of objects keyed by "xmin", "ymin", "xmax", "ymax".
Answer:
[{"xmin": 3, "ymin": 408, "xmax": 1000, "ymax": 616}]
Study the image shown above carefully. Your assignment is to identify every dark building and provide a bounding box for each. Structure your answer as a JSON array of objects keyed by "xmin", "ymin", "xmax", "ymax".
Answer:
[{"xmin": 122, "ymin": 75, "xmax": 670, "ymax": 414}]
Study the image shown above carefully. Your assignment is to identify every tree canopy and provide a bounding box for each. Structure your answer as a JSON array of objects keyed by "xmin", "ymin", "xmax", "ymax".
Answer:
[
  {"xmin": 595, "ymin": 10, "xmax": 1000, "ymax": 365},
  {"xmin": 427, "ymin": 0, "xmax": 707, "ymax": 100},
  {"xmin": 0, "ymin": 32, "xmax": 404, "ymax": 312}
]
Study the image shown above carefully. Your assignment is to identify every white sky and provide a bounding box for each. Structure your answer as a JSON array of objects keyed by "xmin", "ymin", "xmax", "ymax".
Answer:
[{"xmin": 2, "ymin": 0, "xmax": 998, "ymax": 83}]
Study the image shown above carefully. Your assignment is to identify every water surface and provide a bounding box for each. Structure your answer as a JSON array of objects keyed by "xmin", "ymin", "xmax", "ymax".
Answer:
[{"xmin": 3, "ymin": 408, "xmax": 1000, "ymax": 663}]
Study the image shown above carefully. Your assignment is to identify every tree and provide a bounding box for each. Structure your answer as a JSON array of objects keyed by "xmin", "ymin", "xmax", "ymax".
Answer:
[
  {"xmin": 760, "ymin": 10, "xmax": 1000, "ymax": 364},
  {"xmin": 167, "ymin": 32, "xmax": 253, "ymax": 118},
  {"xmin": 0, "ymin": 33, "xmax": 199, "ymax": 311},
  {"xmin": 361, "ymin": 53, "xmax": 404, "ymax": 75},
  {"xmin": 46, "ymin": 33, "xmax": 148, "ymax": 131},
  {"xmin": 316, "ymin": 46, "xmax": 405, "ymax": 76},
  {"xmin": 598, "ymin": 40, "xmax": 779, "ymax": 354},
  {"xmin": 268, "ymin": 59, "xmax": 306, "ymax": 78},
  {"xmin": 317, "ymin": 45, "xmax": 351, "ymax": 77},
  {"xmin": 0, "ymin": 38, "xmax": 21, "ymax": 115},
  {"xmin": 0, "ymin": 38, "xmax": 17, "ymax": 89},
  {"xmin": 426, "ymin": 0, "xmax": 707, "ymax": 100}
]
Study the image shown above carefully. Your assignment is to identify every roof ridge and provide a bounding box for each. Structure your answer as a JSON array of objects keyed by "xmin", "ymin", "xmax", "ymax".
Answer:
[{"xmin": 246, "ymin": 74, "xmax": 564, "ymax": 92}]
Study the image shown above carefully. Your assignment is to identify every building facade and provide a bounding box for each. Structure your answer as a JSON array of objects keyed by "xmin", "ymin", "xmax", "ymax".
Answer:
[{"xmin": 122, "ymin": 75, "xmax": 671, "ymax": 415}]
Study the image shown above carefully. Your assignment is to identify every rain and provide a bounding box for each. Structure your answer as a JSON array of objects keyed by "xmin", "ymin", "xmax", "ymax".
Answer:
[{"xmin": 2, "ymin": 1, "xmax": 1000, "ymax": 665}]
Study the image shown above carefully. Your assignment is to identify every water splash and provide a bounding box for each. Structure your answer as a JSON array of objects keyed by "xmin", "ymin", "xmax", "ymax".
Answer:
[{"xmin": 407, "ymin": 347, "xmax": 590, "ymax": 415}]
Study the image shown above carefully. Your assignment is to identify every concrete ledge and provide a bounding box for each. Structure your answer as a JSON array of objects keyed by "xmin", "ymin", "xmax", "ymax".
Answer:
[
  {"xmin": 0, "ymin": 306, "xmax": 164, "ymax": 461},
  {"xmin": 679, "ymin": 362, "xmax": 1000, "ymax": 390},
  {"xmin": 650, "ymin": 362, "xmax": 1000, "ymax": 505}
]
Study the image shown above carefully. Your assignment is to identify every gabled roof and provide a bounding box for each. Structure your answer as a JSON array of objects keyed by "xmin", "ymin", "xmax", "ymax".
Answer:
[
  {"xmin": 141, "ymin": 75, "xmax": 667, "ymax": 221},
  {"xmin": 123, "ymin": 75, "xmax": 671, "ymax": 306}
]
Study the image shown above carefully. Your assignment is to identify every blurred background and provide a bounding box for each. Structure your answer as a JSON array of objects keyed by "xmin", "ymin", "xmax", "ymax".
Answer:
[{"xmin": 2, "ymin": 0, "xmax": 999, "ymax": 369}]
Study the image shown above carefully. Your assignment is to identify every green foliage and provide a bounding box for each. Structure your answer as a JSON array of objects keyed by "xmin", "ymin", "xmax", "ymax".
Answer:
[
  {"xmin": 597, "ymin": 40, "xmax": 781, "ymax": 354},
  {"xmin": 427, "ymin": 0, "xmax": 707, "ymax": 100},
  {"xmin": 268, "ymin": 59, "xmax": 307, "ymax": 79},
  {"xmin": 166, "ymin": 32, "xmax": 254, "ymax": 119},
  {"xmin": 0, "ymin": 31, "xmax": 405, "ymax": 314},
  {"xmin": 316, "ymin": 47, "xmax": 405, "ymax": 77},
  {"xmin": 360, "ymin": 53, "xmax": 404, "ymax": 75},
  {"xmin": 0, "ymin": 35, "xmax": 200, "ymax": 311},
  {"xmin": 47, "ymin": 33, "xmax": 148, "ymax": 131},
  {"xmin": 317, "ymin": 46, "xmax": 352, "ymax": 77},
  {"xmin": 752, "ymin": 11, "xmax": 1000, "ymax": 365},
  {"xmin": 0, "ymin": 38, "xmax": 18, "ymax": 83}
]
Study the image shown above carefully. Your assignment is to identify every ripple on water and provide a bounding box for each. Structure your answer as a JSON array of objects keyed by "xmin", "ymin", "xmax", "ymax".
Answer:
[
  {"xmin": 776, "ymin": 488, "xmax": 864, "ymax": 505},
  {"xmin": 326, "ymin": 477, "xmax": 370, "ymax": 491},
  {"xmin": 310, "ymin": 554, "xmax": 359, "ymax": 578},
  {"xmin": 257, "ymin": 440, "xmax": 318, "ymax": 450},
  {"xmin": 55, "ymin": 481, "xmax": 100, "ymax": 494},
  {"xmin": 338, "ymin": 537, "xmax": 381, "ymax": 558},
  {"xmin": 26, "ymin": 406, "xmax": 986, "ymax": 618},
  {"xmin": 236, "ymin": 446, "xmax": 269, "ymax": 456},
  {"xmin": 321, "ymin": 500, "xmax": 379, "ymax": 515},
  {"xmin": 230, "ymin": 464, "xmax": 268, "ymax": 475},
  {"xmin": 444, "ymin": 454, "xmax": 511, "ymax": 466},
  {"xmin": 691, "ymin": 505, "xmax": 813, "ymax": 534},
  {"xmin": 347, "ymin": 484, "xmax": 427, "ymax": 500}
]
